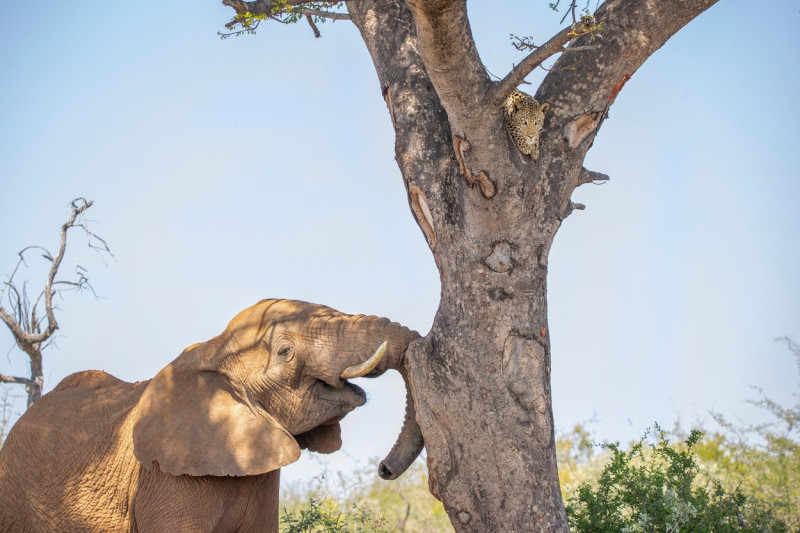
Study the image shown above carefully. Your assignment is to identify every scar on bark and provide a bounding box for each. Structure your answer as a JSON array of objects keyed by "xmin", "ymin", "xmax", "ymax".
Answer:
[
  {"xmin": 564, "ymin": 112, "xmax": 600, "ymax": 149},
  {"xmin": 484, "ymin": 241, "xmax": 513, "ymax": 273},
  {"xmin": 382, "ymin": 84, "xmax": 396, "ymax": 128},
  {"xmin": 502, "ymin": 334, "xmax": 553, "ymax": 448},
  {"xmin": 409, "ymin": 185, "xmax": 436, "ymax": 248},
  {"xmin": 565, "ymin": 73, "xmax": 633, "ymax": 150},
  {"xmin": 453, "ymin": 135, "xmax": 496, "ymax": 198},
  {"xmin": 607, "ymin": 73, "xmax": 632, "ymax": 110},
  {"xmin": 427, "ymin": 455, "xmax": 442, "ymax": 501}
]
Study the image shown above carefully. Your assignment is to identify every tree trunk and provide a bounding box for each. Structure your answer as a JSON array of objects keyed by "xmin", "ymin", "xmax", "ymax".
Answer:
[
  {"xmin": 26, "ymin": 348, "xmax": 43, "ymax": 407},
  {"xmin": 350, "ymin": 2, "xmax": 567, "ymax": 529},
  {"xmin": 226, "ymin": 0, "xmax": 721, "ymax": 529}
]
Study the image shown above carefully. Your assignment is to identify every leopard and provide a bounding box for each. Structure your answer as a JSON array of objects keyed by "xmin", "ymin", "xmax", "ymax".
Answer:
[{"xmin": 503, "ymin": 89, "xmax": 550, "ymax": 160}]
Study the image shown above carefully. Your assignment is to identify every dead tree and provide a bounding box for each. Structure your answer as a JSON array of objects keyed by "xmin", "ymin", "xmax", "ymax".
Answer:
[{"xmin": 0, "ymin": 198, "xmax": 111, "ymax": 408}]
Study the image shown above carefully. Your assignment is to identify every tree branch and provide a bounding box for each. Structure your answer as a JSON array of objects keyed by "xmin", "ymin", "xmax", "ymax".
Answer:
[
  {"xmin": 492, "ymin": 24, "xmax": 578, "ymax": 106},
  {"xmin": 403, "ymin": 0, "xmax": 491, "ymax": 133},
  {"xmin": 305, "ymin": 13, "xmax": 321, "ymax": 37},
  {"xmin": 533, "ymin": 0, "xmax": 719, "ymax": 208},
  {"xmin": 539, "ymin": 0, "xmax": 720, "ymax": 122},
  {"xmin": 563, "ymin": 201, "xmax": 586, "ymax": 219},
  {"xmin": 578, "ymin": 167, "xmax": 610, "ymax": 185},
  {"xmin": 0, "ymin": 374, "xmax": 34, "ymax": 388},
  {"xmin": 348, "ymin": 0, "xmax": 458, "ymax": 248},
  {"xmin": 223, "ymin": 0, "xmax": 317, "ymax": 15},
  {"xmin": 0, "ymin": 306, "xmax": 32, "ymax": 347},
  {"xmin": 221, "ymin": 0, "xmax": 350, "ymax": 19},
  {"xmin": 220, "ymin": 1, "xmax": 349, "ymax": 38},
  {"xmin": 34, "ymin": 198, "xmax": 92, "ymax": 344},
  {"xmin": 298, "ymin": 8, "xmax": 350, "ymax": 21}
]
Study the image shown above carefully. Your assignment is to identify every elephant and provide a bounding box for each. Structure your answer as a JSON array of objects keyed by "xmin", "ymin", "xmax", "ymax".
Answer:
[{"xmin": 0, "ymin": 299, "xmax": 425, "ymax": 532}]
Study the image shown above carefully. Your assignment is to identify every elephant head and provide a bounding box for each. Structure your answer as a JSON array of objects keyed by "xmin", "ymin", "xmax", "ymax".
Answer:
[{"xmin": 132, "ymin": 299, "xmax": 424, "ymax": 478}]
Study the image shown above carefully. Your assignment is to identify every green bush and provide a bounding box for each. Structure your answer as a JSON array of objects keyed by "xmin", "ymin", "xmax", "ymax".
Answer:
[
  {"xmin": 280, "ymin": 496, "xmax": 391, "ymax": 533},
  {"xmin": 280, "ymin": 458, "xmax": 450, "ymax": 532},
  {"xmin": 565, "ymin": 426, "xmax": 787, "ymax": 532}
]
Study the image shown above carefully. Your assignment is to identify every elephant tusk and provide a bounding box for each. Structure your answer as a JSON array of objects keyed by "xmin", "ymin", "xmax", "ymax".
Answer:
[{"xmin": 340, "ymin": 341, "xmax": 388, "ymax": 379}]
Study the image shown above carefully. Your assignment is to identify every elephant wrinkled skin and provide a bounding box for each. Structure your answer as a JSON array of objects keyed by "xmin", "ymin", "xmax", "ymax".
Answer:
[{"xmin": 0, "ymin": 299, "xmax": 423, "ymax": 533}]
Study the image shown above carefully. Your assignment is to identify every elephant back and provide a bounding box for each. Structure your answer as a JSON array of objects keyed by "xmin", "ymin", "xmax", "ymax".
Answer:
[
  {"xmin": 0, "ymin": 370, "xmax": 147, "ymax": 531},
  {"xmin": 53, "ymin": 368, "xmax": 128, "ymax": 390}
]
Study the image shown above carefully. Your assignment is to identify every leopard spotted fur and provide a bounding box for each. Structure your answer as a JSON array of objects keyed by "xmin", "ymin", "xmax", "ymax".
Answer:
[{"xmin": 503, "ymin": 89, "xmax": 549, "ymax": 160}]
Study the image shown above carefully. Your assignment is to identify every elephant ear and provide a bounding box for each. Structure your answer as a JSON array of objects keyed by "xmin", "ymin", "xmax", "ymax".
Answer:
[
  {"xmin": 294, "ymin": 423, "xmax": 343, "ymax": 454},
  {"xmin": 132, "ymin": 357, "xmax": 300, "ymax": 477}
]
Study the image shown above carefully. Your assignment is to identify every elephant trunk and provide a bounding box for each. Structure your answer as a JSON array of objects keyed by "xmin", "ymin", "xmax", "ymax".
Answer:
[
  {"xmin": 378, "ymin": 365, "xmax": 424, "ymax": 480},
  {"xmin": 312, "ymin": 314, "xmax": 419, "ymax": 384},
  {"xmin": 311, "ymin": 313, "xmax": 424, "ymax": 479}
]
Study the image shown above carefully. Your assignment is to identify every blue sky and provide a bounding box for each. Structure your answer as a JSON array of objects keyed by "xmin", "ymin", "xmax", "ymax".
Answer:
[{"xmin": 1, "ymin": 0, "xmax": 798, "ymax": 488}]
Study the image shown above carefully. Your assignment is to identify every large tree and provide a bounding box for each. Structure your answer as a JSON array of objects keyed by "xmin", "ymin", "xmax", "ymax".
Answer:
[{"xmin": 218, "ymin": 1, "xmax": 718, "ymax": 530}]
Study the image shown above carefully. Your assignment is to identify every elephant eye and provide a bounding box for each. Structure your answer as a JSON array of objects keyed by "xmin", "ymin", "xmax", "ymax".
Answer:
[{"xmin": 277, "ymin": 345, "xmax": 294, "ymax": 360}]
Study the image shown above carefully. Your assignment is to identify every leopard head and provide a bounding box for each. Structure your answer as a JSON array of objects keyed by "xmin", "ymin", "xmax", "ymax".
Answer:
[{"xmin": 503, "ymin": 90, "xmax": 550, "ymax": 160}]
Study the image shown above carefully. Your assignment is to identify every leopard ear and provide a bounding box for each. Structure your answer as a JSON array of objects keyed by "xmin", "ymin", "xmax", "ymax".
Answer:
[{"xmin": 538, "ymin": 102, "xmax": 550, "ymax": 113}]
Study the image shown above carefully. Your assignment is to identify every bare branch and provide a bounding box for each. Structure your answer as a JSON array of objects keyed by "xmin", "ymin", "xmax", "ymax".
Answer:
[
  {"xmin": 550, "ymin": 0, "xmax": 599, "ymax": 24},
  {"xmin": 305, "ymin": 13, "xmax": 321, "ymax": 37},
  {"xmin": 578, "ymin": 167, "xmax": 610, "ymax": 186},
  {"xmin": 0, "ymin": 374, "xmax": 34, "ymax": 388},
  {"xmin": 34, "ymin": 198, "xmax": 89, "ymax": 344},
  {"xmin": 775, "ymin": 336, "xmax": 800, "ymax": 377},
  {"xmin": 557, "ymin": 0, "xmax": 579, "ymax": 25},
  {"xmin": 492, "ymin": 16, "xmax": 599, "ymax": 106},
  {"xmin": 0, "ymin": 307, "xmax": 31, "ymax": 347},
  {"xmin": 563, "ymin": 201, "xmax": 586, "ymax": 220}
]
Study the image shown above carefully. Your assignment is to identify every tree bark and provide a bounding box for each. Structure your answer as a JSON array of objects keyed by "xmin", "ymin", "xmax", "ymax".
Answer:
[
  {"xmin": 224, "ymin": 0, "xmax": 720, "ymax": 529},
  {"xmin": 349, "ymin": 1, "xmax": 720, "ymax": 530},
  {"xmin": 349, "ymin": 2, "xmax": 568, "ymax": 529}
]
